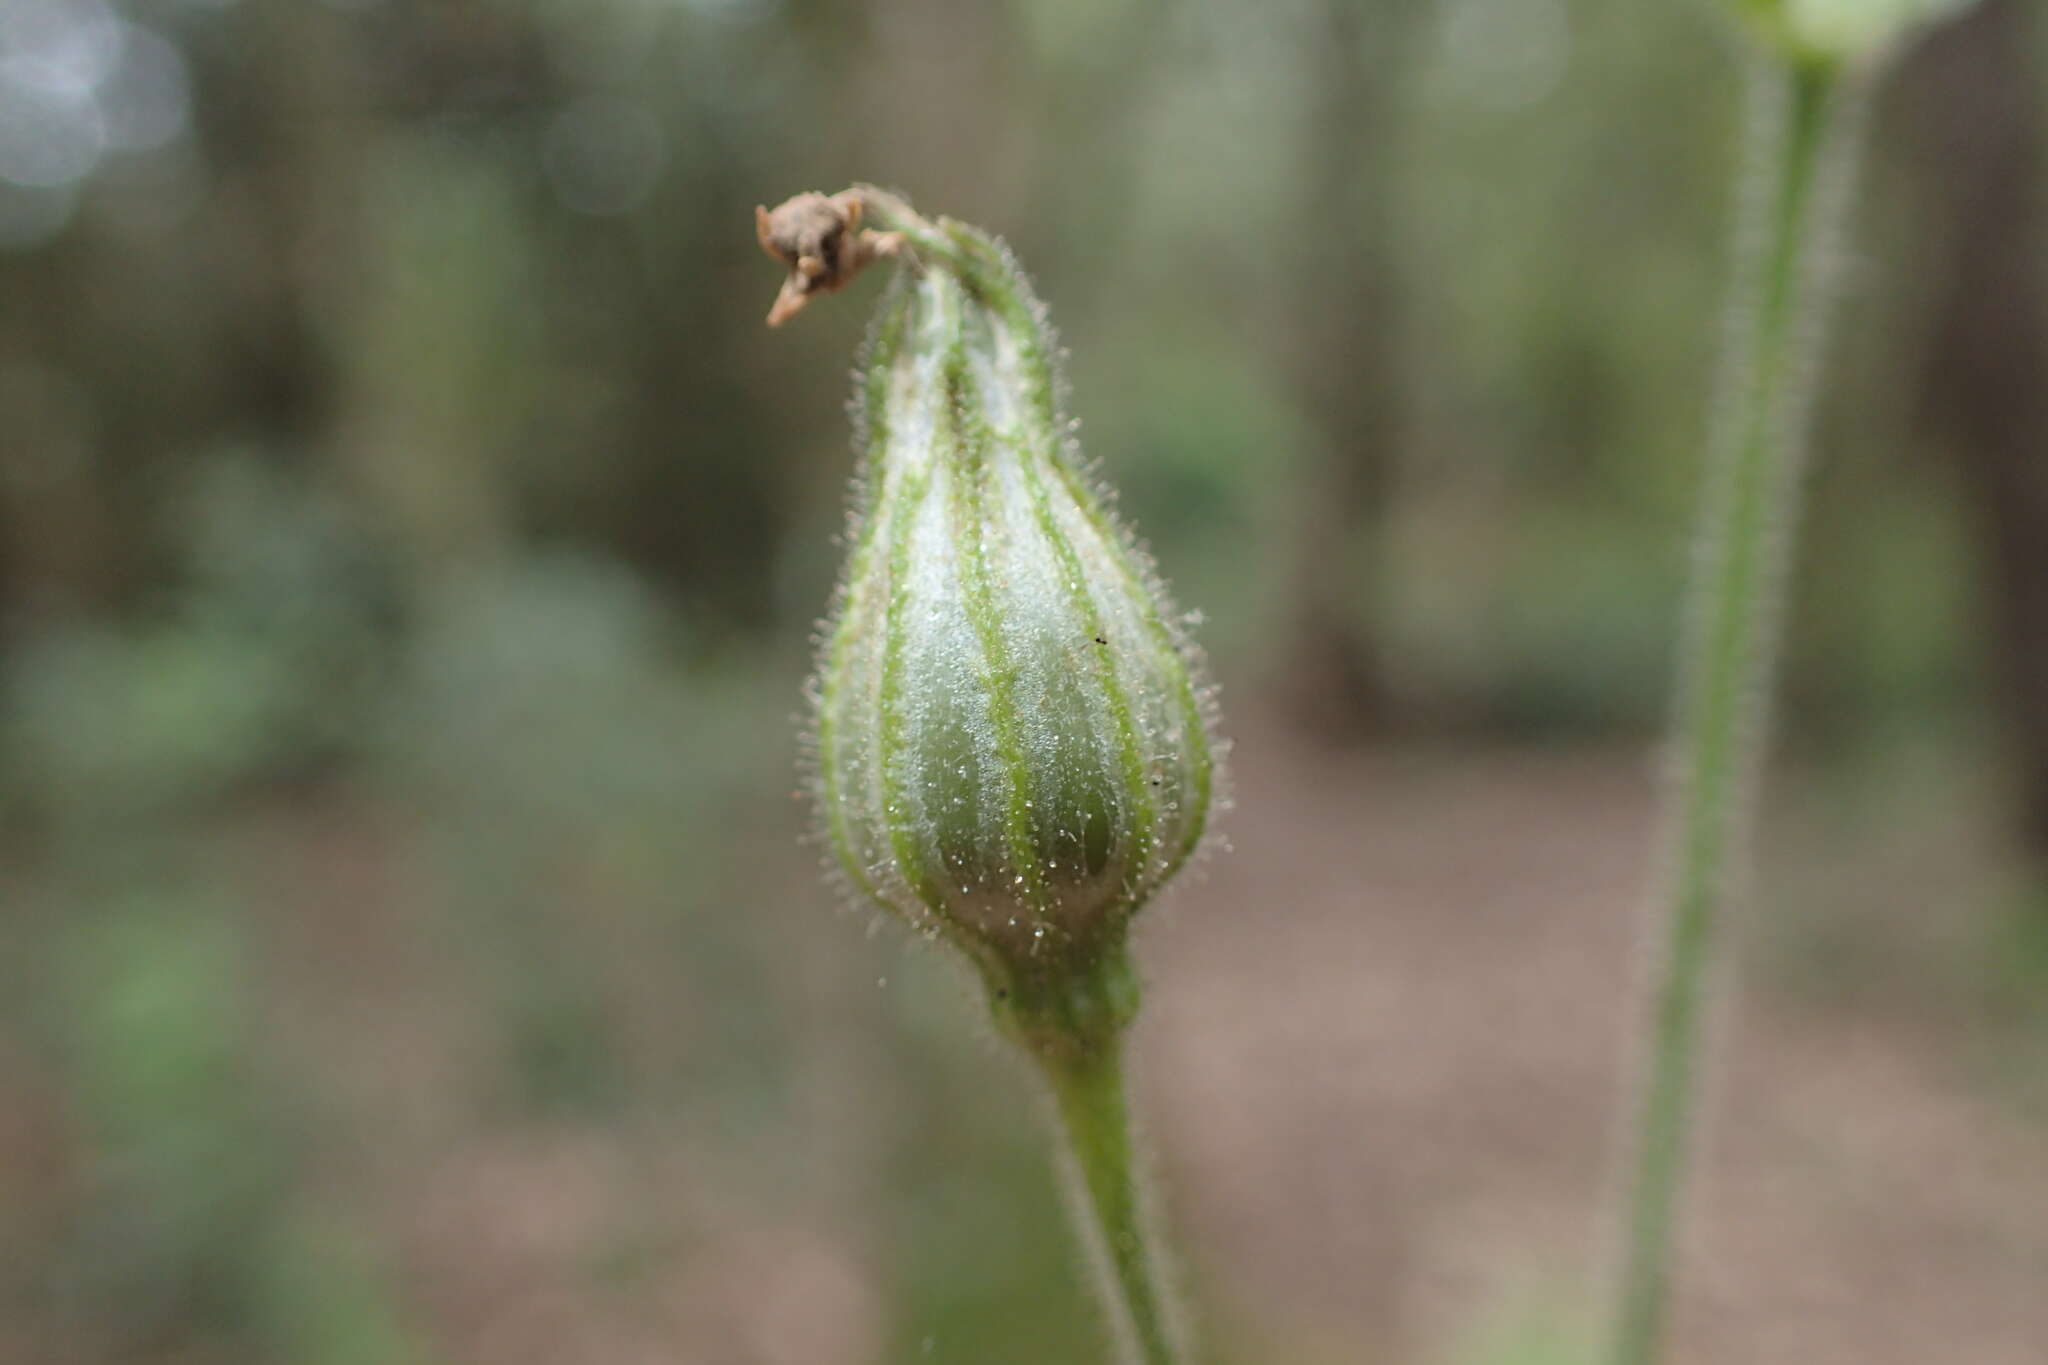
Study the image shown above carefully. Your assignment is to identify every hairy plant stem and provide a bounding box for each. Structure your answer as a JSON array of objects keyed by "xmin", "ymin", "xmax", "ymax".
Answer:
[
  {"xmin": 1608, "ymin": 51, "xmax": 1867, "ymax": 1365},
  {"xmin": 998, "ymin": 947, "xmax": 1185, "ymax": 1365},
  {"xmin": 1029, "ymin": 1025, "xmax": 1184, "ymax": 1365}
]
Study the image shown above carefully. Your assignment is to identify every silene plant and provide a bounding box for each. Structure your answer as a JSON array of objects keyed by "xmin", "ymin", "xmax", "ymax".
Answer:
[
  {"xmin": 757, "ymin": 2, "xmax": 1992, "ymax": 1356},
  {"xmin": 757, "ymin": 186, "xmax": 1219, "ymax": 1364}
]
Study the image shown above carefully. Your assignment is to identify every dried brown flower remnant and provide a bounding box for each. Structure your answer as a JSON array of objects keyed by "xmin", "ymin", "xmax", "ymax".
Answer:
[{"xmin": 754, "ymin": 190, "xmax": 904, "ymax": 326}]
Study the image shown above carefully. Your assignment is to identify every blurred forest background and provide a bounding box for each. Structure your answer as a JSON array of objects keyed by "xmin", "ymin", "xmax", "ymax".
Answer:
[{"xmin": 2, "ymin": 0, "xmax": 2046, "ymax": 1362}]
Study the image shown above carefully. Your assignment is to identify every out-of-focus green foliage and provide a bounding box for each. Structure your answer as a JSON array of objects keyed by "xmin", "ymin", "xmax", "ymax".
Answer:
[
  {"xmin": 5, "ymin": 453, "xmax": 393, "ymax": 826},
  {"xmin": 38, "ymin": 877, "xmax": 425, "ymax": 1363}
]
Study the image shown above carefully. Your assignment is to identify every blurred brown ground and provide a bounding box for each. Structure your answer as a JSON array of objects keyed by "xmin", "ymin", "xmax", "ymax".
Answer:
[
  {"xmin": 13, "ymin": 711, "xmax": 2042, "ymax": 1365},
  {"xmin": 1145, "ymin": 715, "xmax": 2048, "ymax": 1364}
]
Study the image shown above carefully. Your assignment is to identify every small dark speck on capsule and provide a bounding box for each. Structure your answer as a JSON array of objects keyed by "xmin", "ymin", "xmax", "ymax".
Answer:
[{"xmin": 1093, "ymin": 636, "xmax": 1107, "ymax": 645}]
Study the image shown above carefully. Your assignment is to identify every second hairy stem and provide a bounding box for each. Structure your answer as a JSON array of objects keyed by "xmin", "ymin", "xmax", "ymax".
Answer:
[{"xmin": 1608, "ymin": 53, "xmax": 1866, "ymax": 1365}]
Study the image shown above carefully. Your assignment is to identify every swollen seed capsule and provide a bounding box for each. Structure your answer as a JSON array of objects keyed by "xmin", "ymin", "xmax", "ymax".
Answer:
[{"xmin": 782, "ymin": 190, "xmax": 1220, "ymax": 1004}]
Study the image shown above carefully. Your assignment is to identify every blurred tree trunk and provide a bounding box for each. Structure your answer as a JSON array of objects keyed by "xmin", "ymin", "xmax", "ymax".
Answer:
[
  {"xmin": 0, "ymin": 257, "xmax": 127, "ymax": 628},
  {"xmin": 1277, "ymin": 0, "xmax": 1413, "ymax": 741},
  {"xmin": 197, "ymin": 4, "xmax": 364, "ymax": 451},
  {"xmin": 1910, "ymin": 0, "xmax": 2048, "ymax": 862}
]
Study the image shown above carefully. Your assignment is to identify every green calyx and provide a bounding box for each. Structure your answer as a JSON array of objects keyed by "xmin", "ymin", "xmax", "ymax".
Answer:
[{"xmin": 797, "ymin": 187, "xmax": 1219, "ymax": 996}]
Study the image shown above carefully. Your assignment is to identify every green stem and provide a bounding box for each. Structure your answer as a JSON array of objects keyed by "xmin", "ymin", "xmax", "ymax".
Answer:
[
  {"xmin": 1032, "ymin": 1029, "xmax": 1186, "ymax": 1365},
  {"xmin": 1607, "ymin": 53, "xmax": 1866, "ymax": 1365}
]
